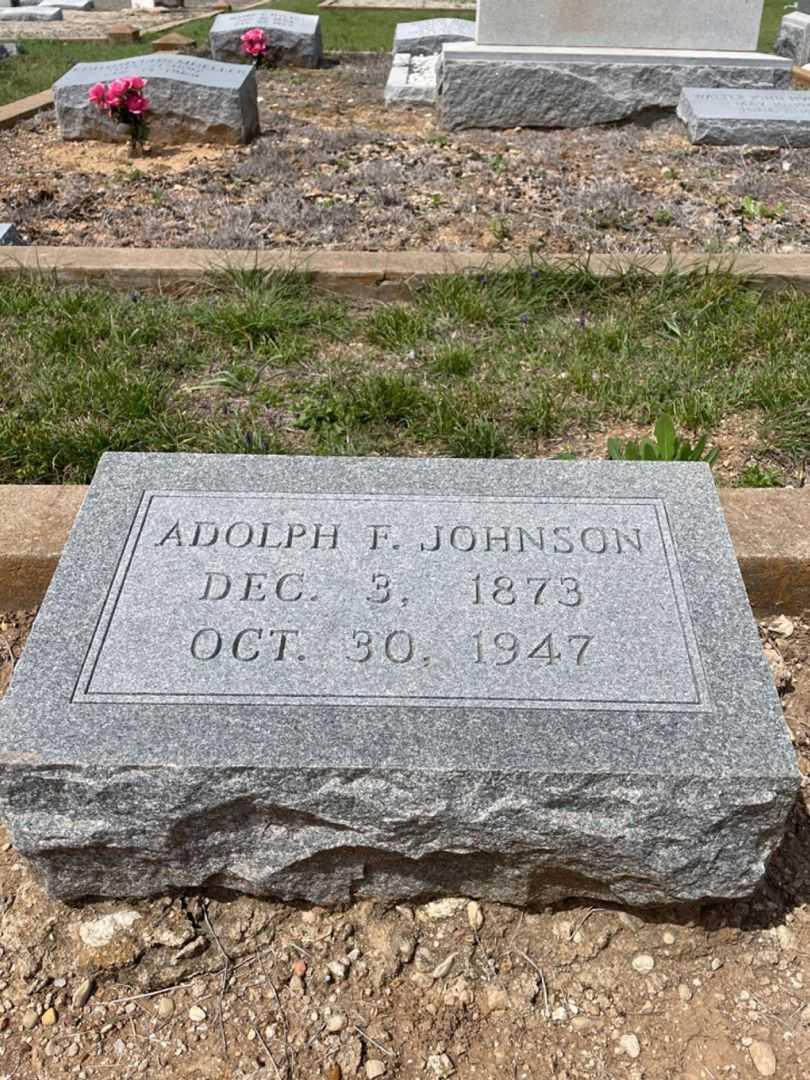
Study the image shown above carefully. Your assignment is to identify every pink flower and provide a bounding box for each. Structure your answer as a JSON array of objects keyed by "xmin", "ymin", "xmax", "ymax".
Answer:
[
  {"xmin": 124, "ymin": 93, "xmax": 150, "ymax": 116},
  {"xmin": 88, "ymin": 82, "xmax": 107, "ymax": 108},
  {"xmin": 241, "ymin": 27, "xmax": 268, "ymax": 58},
  {"xmin": 127, "ymin": 76, "xmax": 146, "ymax": 92}
]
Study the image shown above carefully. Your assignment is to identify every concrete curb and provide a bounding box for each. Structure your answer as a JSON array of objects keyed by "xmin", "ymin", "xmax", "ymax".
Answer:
[
  {"xmin": 0, "ymin": 91, "xmax": 53, "ymax": 131},
  {"xmin": 4, "ymin": 248, "xmax": 810, "ymax": 298},
  {"xmin": 0, "ymin": 485, "xmax": 807, "ymax": 614}
]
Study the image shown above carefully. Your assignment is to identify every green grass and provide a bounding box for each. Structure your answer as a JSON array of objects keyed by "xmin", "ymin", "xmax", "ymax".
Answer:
[
  {"xmin": 0, "ymin": 2, "xmax": 472, "ymax": 106},
  {"xmin": 0, "ymin": 0, "xmax": 788, "ymax": 108},
  {"xmin": 0, "ymin": 265, "xmax": 808, "ymax": 483}
]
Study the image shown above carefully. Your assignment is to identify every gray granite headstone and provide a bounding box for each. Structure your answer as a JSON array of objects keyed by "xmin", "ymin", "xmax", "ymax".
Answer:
[
  {"xmin": 0, "ymin": 6, "xmax": 62, "ymax": 19},
  {"xmin": 0, "ymin": 453, "xmax": 799, "ymax": 906},
  {"xmin": 774, "ymin": 11, "xmax": 810, "ymax": 65},
  {"xmin": 40, "ymin": 0, "xmax": 94, "ymax": 9},
  {"xmin": 439, "ymin": 46, "xmax": 793, "ymax": 130},
  {"xmin": 678, "ymin": 87, "xmax": 810, "ymax": 146},
  {"xmin": 0, "ymin": 223, "xmax": 22, "ymax": 245},
  {"xmin": 0, "ymin": 42, "xmax": 20, "ymax": 59},
  {"xmin": 393, "ymin": 17, "xmax": 474, "ymax": 55},
  {"xmin": 53, "ymin": 54, "xmax": 259, "ymax": 146},
  {"xmin": 209, "ymin": 9, "xmax": 322, "ymax": 68}
]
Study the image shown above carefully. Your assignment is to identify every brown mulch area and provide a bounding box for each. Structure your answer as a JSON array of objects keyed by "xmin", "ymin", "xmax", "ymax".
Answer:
[
  {"xmin": 2, "ymin": 54, "xmax": 810, "ymax": 252},
  {"xmin": 0, "ymin": 608, "xmax": 808, "ymax": 1078}
]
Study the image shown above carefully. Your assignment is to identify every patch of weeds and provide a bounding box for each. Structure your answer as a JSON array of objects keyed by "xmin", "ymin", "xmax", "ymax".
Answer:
[
  {"xmin": 364, "ymin": 305, "xmax": 432, "ymax": 350},
  {"xmin": 515, "ymin": 383, "xmax": 571, "ymax": 440},
  {"xmin": 429, "ymin": 134, "xmax": 449, "ymax": 147},
  {"xmin": 654, "ymin": 208, "xmax": 674, "ymax": 226},
  {"xmin": 490, "ymin": 216, "xmax": 513, "ymax": 243},
  {"xmin": 430, "ymin": 344, "xmax": 476, "ymax": 377},
  {"xmin": 351, "ymin": 373, "xmax": 432, "ymax": 427},
  {"xmin": 738, "ymin": 463, "xmax": 784, "ymax": 488},
  {"xmin": 488, "ymin": 154, "xmax": 506, "ymax": 176},
  {"xmin": 446, "ymin": 417, "xmax": 510, "ymax": 459},
  {"xmin": 739, "ymin": 195, "xmax": 787, "ymax": 222}
]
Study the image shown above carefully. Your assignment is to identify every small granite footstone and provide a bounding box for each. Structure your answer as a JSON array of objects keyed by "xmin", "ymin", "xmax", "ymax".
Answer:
[
  {"xmin": 678, "ymin": 88, "xmax": 810, "ymax": 147},
  {"xmin": 385, "ymin": 52, "xmax": 438, "ymax": 105},
  {"xmin": 393, "ymin": 17, "xmax": 474, "ymax": 55},
  {"xmin": 40, "ymin": 0, "xmax": 94, "ymax": 9},
  {"xmin": 439, "ymin": 46, "xmax": 793, "ymax": 130},
  {"xmin": 0, "ymin": 223, "xmax": 22, "ymax": 245},
  {"xmin": 54, "ymin": 55, "xmax": 259, "ymax": 146},
  {"xmin": 0, "ymin": 453, "xmax": 799, "ymax": 906},
  {"xmin": 107, "ymin": 23, "xmax": 139, "ymax": 43},
  {"xmin": 0, "ymin": 42, "xmax": 19, "ymax": 59},
  {"xmin": 774, "ymin": 12, "xmax": 810, "ymax": 66},
  {"xmin": 209, "ymin": 9, "xmax": 321, "ymax": 68},
  {"xmin": 0, "ymin": 6, "xmax": 62, "ymax": 19},
  {"xmin": 475, "ymin": 0, "xmax": 763, "ymax": 52},
  {"xmin": 151, "ymin": 32, "xmax": 194, "ymax": 53}
]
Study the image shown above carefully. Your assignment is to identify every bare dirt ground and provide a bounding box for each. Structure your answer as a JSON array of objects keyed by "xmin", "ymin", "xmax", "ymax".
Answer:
[
  {"xmin": 0, "ymin": 0, "xmax": 232, "ymax": 42},
  {"xmin": 0, "ymin": 607, "xmax": 808, "ymax": 1079},
  {"xmin": 2, "ymin": 55, "xmax": 810, "ymax": 253}
]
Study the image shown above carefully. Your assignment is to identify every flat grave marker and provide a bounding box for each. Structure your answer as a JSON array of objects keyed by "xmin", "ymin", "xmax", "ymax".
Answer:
[
  {"xmin": 209, "ymin": 8, "xmax": 322, "ymax": 67},
  {"xmin": 679, "ymin": 87, "xmax": 810, "ymax": 145},
  {"xmin": 0, "ymin": 454, "xmax": 799, "ymax": 906},
  {"xmin": 53, "ymin": 53, "xmax": 259, "ymax": 145}
]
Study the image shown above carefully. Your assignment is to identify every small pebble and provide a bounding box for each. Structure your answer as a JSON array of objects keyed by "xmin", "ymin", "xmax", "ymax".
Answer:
[
  {"xmin": 22, "ymin": 1009, "xmax": 38, "ymax": 1031},
  {"xmin": 619, "ymin": 1034, "xmax": 641, "ymax": 1059},
  {"xmin": 292, "ymin": 959, "xmax": 307, "ymax": 978},
  {"xmin": 157, "ymin": 997, "xmax": 175, "ymax": 1020},
  {"xmin": 327, "ymin": 960, "xmax": 348, "ymax": 981},
  {"xmin": 427, "ymin": 1053, "xmax": 455, "ymax": 1077},
  {"xmin": 72, "ymin": 976, "xmax": 95, "ymax": 1010},
  {"xmin": 365, "ymin": 1061, "xmax": 386, "ymax": 1079},
  {"xmin": 41, "ymin": 1008, "xmax": 57, "ymax": 1027},
  {"xmin": 326, "ymin": 1013, "xmax": 347, "ymax": 1033},
  {"xmin": 662, "ymin": 931, "xmax": 676, "ymax": 945},
  {"xmin": 677, "ymin": 984, "xmax": 693, "ymax": 1003},
  {"xmin": 466, "ymin": 901, "xmax": 484, "ymax": 932},
  {"xmin": 631, "ymin": 954, "xmax": 655, "ymax": 974},
  {"xmin": 188, "ymin": 1005, "xmax": 206, "ymax": 1023},
  {"xmin": 431, "ymin": 954, "xmax": 457, "ymax": 980},
  {"xmin": 749, "ymin": 1040, "xmax": 777, "ymax": 1077}
]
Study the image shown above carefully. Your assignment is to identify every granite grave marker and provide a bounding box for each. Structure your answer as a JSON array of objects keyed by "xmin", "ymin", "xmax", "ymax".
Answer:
[
  {"xmin": 0, "ymin": 453, "xmax": 799, "ymax": 906},
  {"xmin": 209, "ymin": 9, "xmax": 322, "ymax": 68},
  {"xmin": 678, "ymin": 87, "xmax": 810, "ymax": 146},
  {"xmin": 393, "ymin": 17, "xmax": 474, "ymax": 55},
  {"xmin": 436, "ymin": 0, "xmax": 792, "ymax": 129},
  {"xmin": 53, "ymin": 54, "xmax": 259, "ymax": 146}
]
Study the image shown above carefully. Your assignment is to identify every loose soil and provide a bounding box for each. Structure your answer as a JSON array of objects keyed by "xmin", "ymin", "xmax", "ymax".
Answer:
[
  {"xmin": 0, "ymin": 0, "xmax": 229, "ymax": 42},
  {"xmin": 3, "ymin": 55, "xmax": 810, "ymax": 253},
  {"xmin": 0, "ymin": 607, "xmax": 808, "ymax": 1079}
]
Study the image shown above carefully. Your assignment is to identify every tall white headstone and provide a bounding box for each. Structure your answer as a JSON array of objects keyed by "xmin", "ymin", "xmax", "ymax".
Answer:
[{"xmin": 475, "ymin": 0, "xmax": 764, "ymax": 52}]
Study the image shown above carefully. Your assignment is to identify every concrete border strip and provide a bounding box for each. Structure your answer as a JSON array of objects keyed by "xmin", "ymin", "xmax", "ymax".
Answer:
[
  {"xmin": 3, "ymin": 248, "xmax": 810, "ymax": 298},
  {"xmin": 0, "ymin": 485, "xmax": 807, "ymax": 614}
]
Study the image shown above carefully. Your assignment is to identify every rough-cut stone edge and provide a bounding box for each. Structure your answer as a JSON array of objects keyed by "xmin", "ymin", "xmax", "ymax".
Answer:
[
  {"xmin": 0, "ymin": 486, "xmax": 807, "ymax": 616},
  {"xmin": 437, "ymin": 46, "xmax": 793, "ymax": 130}
]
